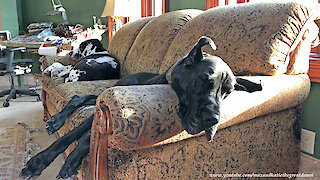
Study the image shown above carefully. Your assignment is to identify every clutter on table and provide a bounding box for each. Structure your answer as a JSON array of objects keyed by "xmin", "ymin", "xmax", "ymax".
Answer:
[
  {"xmin": 27, "ymin": 22, "xmax": 53, "ymax": 34},
  {"xmin": 0, "ymin": 17, "xmax": 106, "ymax": 57},
  {"xmin": 54, "ymin": 23, "xmax": 86, "ymax": 37},
  {"xmin": 37, "ymin": 26, "xmax": 105, "ymax": 56}
]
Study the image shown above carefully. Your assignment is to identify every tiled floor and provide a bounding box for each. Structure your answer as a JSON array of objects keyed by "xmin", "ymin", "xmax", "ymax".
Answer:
[{"xmin": 0, "ymin": 86, "xmax": 319, "ymax": 179}]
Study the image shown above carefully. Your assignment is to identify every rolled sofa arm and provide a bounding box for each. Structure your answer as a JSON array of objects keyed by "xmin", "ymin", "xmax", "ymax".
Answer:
[
  {"xmin": 93, "ymin": 84, "xmax": 182, "ymax": 149},
  {"xmin": 91, "ymin": 74, "xmax": 310, "ymax": 151}
]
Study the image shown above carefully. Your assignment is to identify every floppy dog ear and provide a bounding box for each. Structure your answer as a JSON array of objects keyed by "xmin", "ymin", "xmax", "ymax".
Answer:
[
  {"xmin": 234, "ymin": 77, "xmax": 263, "ymax": 93},
  {"xmin": 185, "ymin": 36, "xmax": 217, "ymax": 66}
]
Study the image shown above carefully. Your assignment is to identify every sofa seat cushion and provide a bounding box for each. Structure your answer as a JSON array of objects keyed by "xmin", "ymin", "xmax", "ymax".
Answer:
[{"xmin": 95, "ymin": 74, "xmax": 310, "ymax": 150}]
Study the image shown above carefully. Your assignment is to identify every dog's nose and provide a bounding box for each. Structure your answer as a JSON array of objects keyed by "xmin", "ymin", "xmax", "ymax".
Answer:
[{"xmin": 202, "ymin": 111, "xmax": 219, "ymax": 128}]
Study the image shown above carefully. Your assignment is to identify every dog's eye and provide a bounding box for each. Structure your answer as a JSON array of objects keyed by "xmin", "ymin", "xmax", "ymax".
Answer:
[{"xmin": 193, "ymin": 75, "xmax": 209, "ymax": 89}]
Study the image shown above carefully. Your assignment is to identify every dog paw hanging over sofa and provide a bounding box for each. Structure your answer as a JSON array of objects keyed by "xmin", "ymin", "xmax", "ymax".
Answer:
[{"xmin": 41, "ymin": 2, "xmax": 320, "ymax": 179}]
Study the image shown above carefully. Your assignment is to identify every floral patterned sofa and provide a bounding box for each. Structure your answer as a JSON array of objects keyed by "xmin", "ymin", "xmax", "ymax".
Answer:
[{"xmin": 41, "ymin": 2, "xmax": 320, "ymax": 179}]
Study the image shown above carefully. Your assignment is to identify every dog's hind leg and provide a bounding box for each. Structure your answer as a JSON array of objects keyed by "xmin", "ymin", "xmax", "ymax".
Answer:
[
  {"xmin": 57, "ymin": 131, "xmax": 91, "ymax": 179},
  {"xmin": 20, "ymin": 115, "xmax": 93, "ymax": 179},
  {"xmin": 45, "ymin": 94, "xmax": 97, "ymax": 135}
]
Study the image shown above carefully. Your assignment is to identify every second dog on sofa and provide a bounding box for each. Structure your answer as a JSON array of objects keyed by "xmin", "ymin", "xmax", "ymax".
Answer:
[{"xmin": 43, "ymin": 39, "xmax": 120, "ymax": 82}]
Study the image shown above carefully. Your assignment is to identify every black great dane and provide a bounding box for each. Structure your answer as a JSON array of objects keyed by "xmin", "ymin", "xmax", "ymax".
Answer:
[{"xmin": 20, "ymin": 36, "xmax": 262, "ymax": 179}]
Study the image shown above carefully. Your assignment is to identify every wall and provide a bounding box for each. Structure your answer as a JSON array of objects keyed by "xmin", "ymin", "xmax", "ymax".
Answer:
[
  {"xmin": 302, "ymin": 82, "xmax": 320, "ymax": 159},
  {"xmin": 19, "ymin": 0, "xmax": 109, "ymax": 47},
  {"xmin": 16, "ymin": 0, "xmax": 23, "ymax": 32},
  {"xmin": 0, "ymin": 0, "xmax": 19, "ymax": 37},
  {"xmin": 169, "ymin": 0, "xmax": 205, "ymax": 11},
  {"xmin": 20, "ymin": 0, "xmax": 107, "ymax": 29},
  {"xmin": 0, "ymin": 7, "xmax": 2, "ymax": 30}
]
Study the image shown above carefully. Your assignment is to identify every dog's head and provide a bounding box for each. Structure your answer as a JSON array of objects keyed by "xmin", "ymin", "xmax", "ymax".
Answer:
[
  {"xmin": 171, "ymin": 36, "xmax": 262, "ymax": 141},
  {"xmin": 69, "ymin": 39, "xmax": 106, "ymax": 60}
]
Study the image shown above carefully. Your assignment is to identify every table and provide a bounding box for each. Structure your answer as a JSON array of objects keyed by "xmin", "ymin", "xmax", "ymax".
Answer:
[{"xmin": 0, "ymin": 34, "xmax": 52, "ymax": 53}]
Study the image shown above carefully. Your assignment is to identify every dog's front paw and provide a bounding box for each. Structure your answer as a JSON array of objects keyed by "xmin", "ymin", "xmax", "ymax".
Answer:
[
  {"xmin": 56, "ymin": 153, "xmax": 84, "ymax": 179},
  {"xmin": 20, "ymin": 153, "xmax": 50, "ymax": 179},
  {"xmin": 45, "ymin": 114, "xmax": 64, "ymax": 135},
  {"xmin": 56, "ymin": 170, "xmax": 78, "ymax": 180},
  {"xmin": 56, "ymin": 164, "xmax": 80, "ymax": 180}
]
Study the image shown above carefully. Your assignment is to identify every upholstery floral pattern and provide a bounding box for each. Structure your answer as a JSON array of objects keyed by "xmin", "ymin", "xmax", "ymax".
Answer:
[{"xmin": 97, "ymin": 85, "xmax": 181, "ymax": 150}]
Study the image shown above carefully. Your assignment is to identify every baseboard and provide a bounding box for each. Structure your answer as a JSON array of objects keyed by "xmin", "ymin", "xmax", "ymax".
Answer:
[
  {"xmin": 0, "ymin": 74, "xmax": 42, "ymax": 87},
  {"xmin": 301, "ymin": 152, "xmax": 320, "ymax": 163}
]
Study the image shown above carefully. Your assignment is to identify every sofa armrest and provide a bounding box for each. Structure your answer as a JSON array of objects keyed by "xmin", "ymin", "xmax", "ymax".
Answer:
[{"xmin": 92, "ymin": 74, "xmax": 310, "ymax": 151}]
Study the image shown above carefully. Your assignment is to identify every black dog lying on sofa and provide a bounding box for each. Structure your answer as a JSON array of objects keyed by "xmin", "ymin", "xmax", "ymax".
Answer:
[
  {"xmin": 43, "ymin": 39, "xmax": 120, "ymax": 82},
  {"xmin": 20, "ymin": 37, "xmax": 262, "ymax": 179}
]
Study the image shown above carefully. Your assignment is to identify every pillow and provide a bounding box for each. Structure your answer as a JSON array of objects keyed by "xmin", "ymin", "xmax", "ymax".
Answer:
[
  {"xmin": 122, "ymin": 9, "xmax": 203, "ymax": 77},
  {"xmin": 160, "ymin": 2, "xmax": 320, "ymax": 75},
  {"xmin": 108, "ymin": 17, "xmax": 154, "ymax": 75}
]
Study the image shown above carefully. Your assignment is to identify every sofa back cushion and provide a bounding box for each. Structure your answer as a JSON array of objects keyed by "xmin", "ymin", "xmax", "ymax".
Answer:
[
  {"xmin": 160, "ymin": 2, "xmax": 320, "ymax": 75},
  {"xmin": 108, "ymin": 17, "xmax": 154, "ymax": 71},
  {"xmin": 120, "ymin": 9, "xmax": 203, "ymax": 77}
]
